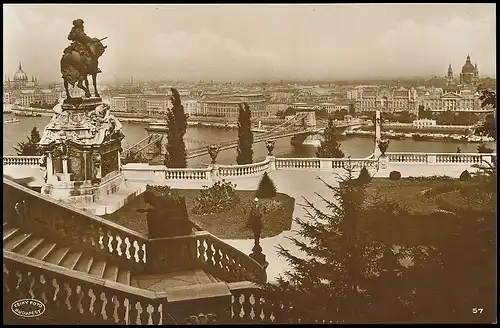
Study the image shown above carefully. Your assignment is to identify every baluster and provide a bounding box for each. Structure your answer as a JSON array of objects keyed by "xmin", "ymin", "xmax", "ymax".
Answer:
[
  {"xmin": 92, "ymin": 291, "xmax": 105, "ymax": 323},
  {"xmin": 138, "ymin": 242, "xmax": 146, "ymax": 264},
  {"xmin": 80, "ymin": 285, "xmax": 93, "ymax": 321},
  {"xmin": 206, "ymin": 240, "xmax": 215, "ymax": 268},
  {"xmin": 119, "ymin": 236, "xmax": 128, "ymax": 259},
  {"xmin": 213, "ymin": 247, "xmax": 223, "ymax": 277},
  {"xmin": 151, "ymin": 302, "xmax": 161, "ymax": 325},
  {"xmin": 232, "ymin": 292, "xmax": 244, "ymax": 322},
  {"xmin": 116, "ymin": 295, "xmax": 128, "ymax": 324},
  {"xmin": 111, "ymin": 234, "xmax": 120, "ymax": 256},
  {"xmin": 18, "ymin": 270, "xmax": 32, "ymax": 299},
  {"xmin": 67, "ymin": 282, "xmax": 80, "ymax": 320},
  {"xmin": 241, "ymin": 291, "xmax": 252, "ymax": 322}
]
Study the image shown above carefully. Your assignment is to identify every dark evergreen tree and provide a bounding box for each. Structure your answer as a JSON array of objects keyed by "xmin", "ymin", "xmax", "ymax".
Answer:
[
  {"xmin": 165, "ymin": 88, "xmax": 188, "ymax": 168},
  {"xmin": 236, "ymin": 103, "xmax": 254, "ymax": 165},
  {"xmin": 316, "ymin": 118, "xmax": 344, "ymax": 158},
  {"xmin": 14, "ymin": 127, "xmax": 43, "ymax": 156},
  {"xmin": 255, "ymin": 172, "xmax": 277, "ymax": 198},
  {"xmin": 263, "ymin": 167, "xmax": 422, "ymax": 323}
]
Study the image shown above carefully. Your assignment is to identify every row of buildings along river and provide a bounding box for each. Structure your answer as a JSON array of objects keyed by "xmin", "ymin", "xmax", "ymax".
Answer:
[{"xmin": 3, "ymin": 55, "xmax": 495, "ymax": 125}]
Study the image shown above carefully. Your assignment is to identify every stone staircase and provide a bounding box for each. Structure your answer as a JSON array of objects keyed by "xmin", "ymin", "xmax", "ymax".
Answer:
[{"xmin": 3, "ymin": 221, "xmax": 132, "ymax": 285}]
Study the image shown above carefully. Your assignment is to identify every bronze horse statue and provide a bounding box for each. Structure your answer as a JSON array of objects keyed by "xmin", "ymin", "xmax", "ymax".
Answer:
[{"xmin": 60, "ymin": 38, "xmax": 107, "ymax": 99}]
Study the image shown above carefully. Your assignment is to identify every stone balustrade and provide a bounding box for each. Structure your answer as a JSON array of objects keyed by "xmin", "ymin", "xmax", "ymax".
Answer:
[
  {"xmin": 197, "ymin": 232, "xmax": 267, "ymax": 284},
  {"xmin": 164, "ymin": 168, "xmax": 211, "ymax": 180},
  {"xmin": 218, "ymin": 160, "xmax": 270, "ymax": 177},
  {"xmin": 4, "ymin": 250, "xmax": 233, "ymax": 324},
  {"xmin": 3, "ymin": 155, "xmax": 43, "ymax": 166},
  {"xmin": 275, "ymin": 158, "xmax": 321, "ymax": 169},
  {"xmin": 4, "ymin": 152, "xmax": 497, "ymax": 184},
  {"xmin": 386, "ymin": 152, "xmax": 496, "ymax": 166},
  {"xmin": 3, "ymin": 178, "xmax": 148, "ymax": 268}
]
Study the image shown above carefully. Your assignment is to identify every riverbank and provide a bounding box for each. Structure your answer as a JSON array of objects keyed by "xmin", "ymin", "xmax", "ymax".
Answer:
[{"xmin": 346, "ymin": 129, "xmax": 493, "ymax": 143}]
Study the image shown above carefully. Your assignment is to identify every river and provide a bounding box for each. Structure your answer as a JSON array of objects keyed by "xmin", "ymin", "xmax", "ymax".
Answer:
[{"xmin": 3, "ymin": 113, "xmax": 495, "ymax": 167}]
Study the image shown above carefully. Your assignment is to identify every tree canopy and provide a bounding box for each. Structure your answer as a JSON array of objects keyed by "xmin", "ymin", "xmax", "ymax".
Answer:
[{"xmin": 14, "ymin": 127, "xmax": 43, "ymax": 156}]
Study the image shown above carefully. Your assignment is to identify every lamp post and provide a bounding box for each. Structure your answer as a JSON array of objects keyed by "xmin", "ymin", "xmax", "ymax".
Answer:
[
  {"xmin": 207, "ymin": 145, "xmax": 220, "ymax": 164},
  {"xmin": 265, "ymin": 140, "xmax": 276, "ymax": 156},
  {"xmin": 246, "ymin": 198, "xmax": 268, "ymax": 269}
]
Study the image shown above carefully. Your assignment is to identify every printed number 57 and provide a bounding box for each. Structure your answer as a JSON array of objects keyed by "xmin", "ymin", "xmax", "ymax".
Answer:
[{"xmin": 472, "ymin": 308, "xmax": 483, "ymax": 314}]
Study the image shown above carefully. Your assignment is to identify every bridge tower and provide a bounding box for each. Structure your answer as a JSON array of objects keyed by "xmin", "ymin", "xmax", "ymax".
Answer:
[
  {"xmin": 38, "ymin": 98, "xmax": 125, "ymax": 204},
  {"xmin": 294, "ymin": 109, "xmax": 317, "ymax": 129}
]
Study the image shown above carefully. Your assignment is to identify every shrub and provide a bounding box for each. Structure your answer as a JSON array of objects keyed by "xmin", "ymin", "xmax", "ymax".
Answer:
[
  {"xmin": 389, "ymin": 171, "xmax": 401, "ymax": 181},
  {"xmin": 357, "ymin": 167, "xmax": 372, "ymax": 184},
  {"xmin": 459, "ymin": 170, "xmax": 472, "ymax": 181},
  {"xmin": 193, "ymin": 180, "xmax": 240, "ymax": 215},
  {"xmin": 256, "ymin": 172, "xmax": 277, "ymax": 199}
]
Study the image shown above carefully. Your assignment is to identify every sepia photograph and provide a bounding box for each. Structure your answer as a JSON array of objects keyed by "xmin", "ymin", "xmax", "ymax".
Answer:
[{"xmin": 3, "ymin": 3, "xmax": 496, "ymax": 324}]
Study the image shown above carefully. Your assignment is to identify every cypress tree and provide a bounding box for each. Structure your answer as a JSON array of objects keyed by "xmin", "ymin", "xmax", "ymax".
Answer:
[
  {"xmin": 236, "ymin": 102, "xmax": 254, "ymax": 165},
  {"xmin": 165, "ymin": 88, "xmax": 188, "ymax": 168}
]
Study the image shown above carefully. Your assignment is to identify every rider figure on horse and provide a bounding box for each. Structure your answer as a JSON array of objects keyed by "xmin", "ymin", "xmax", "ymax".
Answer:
[{"xmin": 64, "ymin": 19, "xmax": 102, "ymax": 74}]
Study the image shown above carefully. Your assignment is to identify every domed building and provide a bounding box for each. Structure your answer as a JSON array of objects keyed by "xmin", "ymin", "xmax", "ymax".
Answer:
[
  {"xmin": 459, "ymin": 55, "xmax": 479, "ymax": 86},
  {"xmin": 13, "ymin": 62, "xmax": 29, "ymax": 82}
]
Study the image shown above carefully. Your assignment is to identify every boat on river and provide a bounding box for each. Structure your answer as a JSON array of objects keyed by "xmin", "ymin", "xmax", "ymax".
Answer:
[
  {"xmin": 14, "ymin": 111, "xmax": 42, "ymax": 117},
  {"xmin": 4, "ymin": 118, "xmax": 20, "ymax": 123}
]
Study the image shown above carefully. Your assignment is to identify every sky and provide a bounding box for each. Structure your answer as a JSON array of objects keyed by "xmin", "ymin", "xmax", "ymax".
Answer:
[{"xmin": 3, "ymin": 4, "xmax": 496, "ymax": 84}]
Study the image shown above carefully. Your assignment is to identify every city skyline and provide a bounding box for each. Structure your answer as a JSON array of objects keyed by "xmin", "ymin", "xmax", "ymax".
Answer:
[{"xmin": 3, "ymin": 4, "xmax": 496, "ymax": 84}]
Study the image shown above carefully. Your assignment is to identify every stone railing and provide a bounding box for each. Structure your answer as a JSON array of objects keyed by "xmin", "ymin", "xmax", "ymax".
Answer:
[
  {"xmin": 197, "ymin": 232, "xmax": 267, "ymax": 284},
  {"xmin": 218, "ymin": 160, "xmax": 270, "ymax": 177},
  {"xmin": 386, "ymin": 152, "xmax": 496, "ymax": 166},
  {"xmin": 3, "ymin": 250, "xmax": 233, "ymax": 325},
  {"xmin": 275, "ymin": 158, "xmax": 320, "ymax": 170},
  {"xmin": 3, "ymin": 155, "xmax": 42, "ymax": 166},
  {"xmin": 164, "ymin": 168, "xmax": 212, "ymax": 180},
  {"xmin": 3, "ymin": 178, "xmax": 148, "ymax": 268},
  {"xmin": 146, "ymin": 231, "xmax": 266, "ymax": 284}
]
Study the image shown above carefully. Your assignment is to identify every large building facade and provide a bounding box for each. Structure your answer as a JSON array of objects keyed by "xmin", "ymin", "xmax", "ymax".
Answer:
[
  {"xmin": 4, "ymin": 63, "xmax": 60, "ymax": 106},
  {"xmin": 354, "ymin": 87, "xmax": 419, "ymax": 114},
  {"xmin": 198, "ymin": 93, "xmax": 268, "ymax": 122}
]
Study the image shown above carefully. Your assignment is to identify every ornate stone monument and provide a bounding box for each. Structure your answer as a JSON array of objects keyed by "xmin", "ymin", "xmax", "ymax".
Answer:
[
  {"xmin": 39, "ymin": 99, "xmax": 125, "ymax": 204},
  {"xmin": 39, "ymin": 20, "xmax": 123, "ymax": 204}
]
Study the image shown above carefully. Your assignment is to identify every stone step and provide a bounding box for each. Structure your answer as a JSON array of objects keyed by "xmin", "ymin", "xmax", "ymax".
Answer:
[
  {"xmin": 74, "ymin": 254, "xmax": 94, "ymax": 274},
  {"xmin": 60, "ymin": 251, "xmax": 83, "ymax": 270},
  {"xmin": 3, "ymin": 226, "xmax": 20, "ymax": 242},
  {"xmin": 3, "ymin": 222, "xmax": 133, "ymax": 286},
  {"xmin": 16, "ymin": 236, "xmax": 45, "ymax": 257},
  {"xmin": 88, "ymin": 259, "xmax": 107, "ymax": 278},
  {"xmin": 30, "ymin": 241, "xmax": 57, "ymax": 262},
  {"xmin": 117, "ymin": 269, "xmax": 131, "ymax": 286},
  {"xmin": 4, "ymin": 231, "xmax": 33, "ymax": 252},
  {"xmin": 102, "ymin": 263, "xmax": 119, "ymax": 282},
  {"xmin": 45, "ymin": 247, "xmax": 71, "ymax": 266}
]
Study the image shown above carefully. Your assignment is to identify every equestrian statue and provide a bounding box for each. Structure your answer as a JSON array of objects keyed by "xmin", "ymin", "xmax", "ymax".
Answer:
[{"xmin": 61, "ymin": 19, "xmax": 107, "ymax": 99}]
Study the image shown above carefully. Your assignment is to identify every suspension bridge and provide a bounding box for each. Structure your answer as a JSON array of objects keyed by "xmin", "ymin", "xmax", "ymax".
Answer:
[{"xmin": 121, "ymin": 112, "xmax": 362, "ymax": 163}]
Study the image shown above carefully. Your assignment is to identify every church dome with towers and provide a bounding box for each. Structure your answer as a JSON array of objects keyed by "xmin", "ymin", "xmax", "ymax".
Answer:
[
  {"xmin": 13, "ymin": 62, "xmax": 28, "ymax": 82},
  {"xmin": 461, "ymin": 55, "xmax": 475, "ymax": 74}
]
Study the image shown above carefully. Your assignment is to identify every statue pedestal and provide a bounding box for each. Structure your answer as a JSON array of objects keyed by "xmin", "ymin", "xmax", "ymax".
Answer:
[
  {"xmin": 42, "ymin": 171, "xmax": 125, "ymax": 204},
  {"xmin": 39, "ymin": 97, "xmax": 126, "ymax": 205},
  {"xmin": 249, "ymin": 244, "xmax": 269, "ymax": 270}
]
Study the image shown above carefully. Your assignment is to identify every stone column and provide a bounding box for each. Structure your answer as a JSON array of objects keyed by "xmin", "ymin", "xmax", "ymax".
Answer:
[
  {"xmin": 266, "ymin": 155, "xmax": 276, "ymax": 171},
  {"xmin": 62, "ymin": 158, "xmax": 69, "ymax": 174},
  {"xmin": 374, "ymin": 110, "xmax": 381, "ymax": 158},
  {"xmin": 46, "ymin": 153, "xmax": 54, "ymax": 182}
]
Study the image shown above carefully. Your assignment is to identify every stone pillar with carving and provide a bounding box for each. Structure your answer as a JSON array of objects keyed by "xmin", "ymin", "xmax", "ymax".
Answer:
[{"xmin": 374, "ymin": 110, "xmax": 382, "ymax": 158}]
